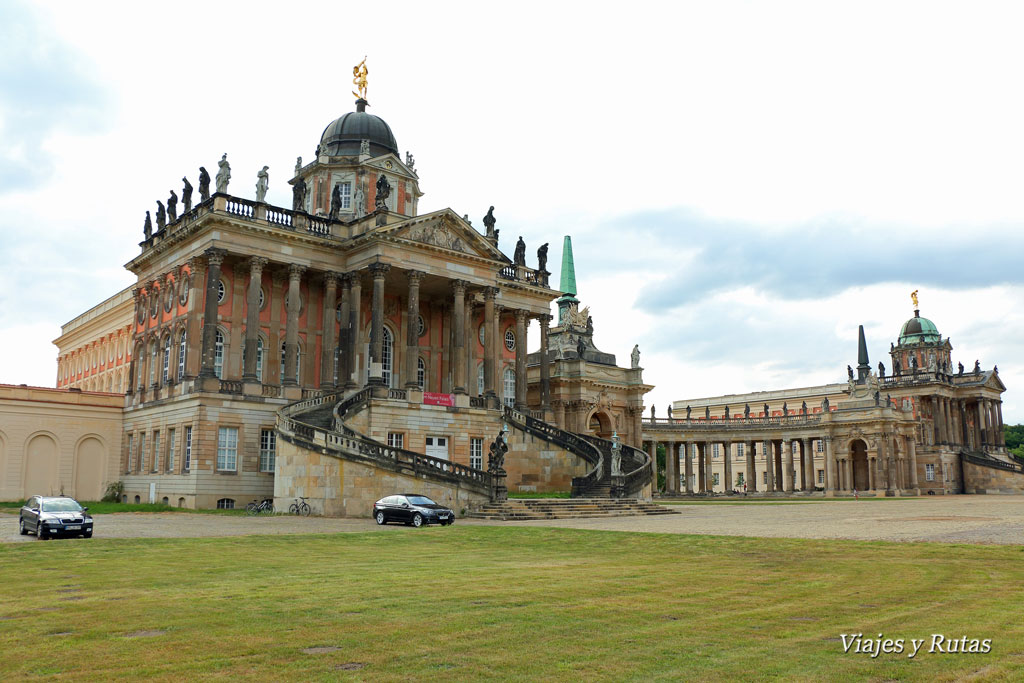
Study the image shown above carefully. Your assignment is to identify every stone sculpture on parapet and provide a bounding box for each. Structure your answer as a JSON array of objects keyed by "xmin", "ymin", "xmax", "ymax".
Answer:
[
  {"xmin": 181, "ymin": 177, "xmax": 193, "ymax": 213},
  {"xmin": 405, "ymin": 151, "xmax": 415, "ymax": 170},
  {"xmin": 513, "ymin": 236, "xmax": 526, "ymax": 266},
  {"xmin": 294, "ymin": 157, "xmax": 302, "ymax": 176},
  {"xmin": 974, "ymin": 359, "xmax": 981, "ymax": 374},
  {"xmin": 215, "ymin": 154, "xmax": 231, "ymax": 193},
  {"xmin": 611, "ymin": 432, "xmax": 622, "ymax": 476},
  {"xmin": 483, "ymin": 206, "xmax": 496, "ymax": 237},
  {"xmin": 631, "ymin": 344, "xmax": 640, "ymax": 369},
  {"xmin": 374, "ymin": 174, "xmax": 391, "ymax": 210},
  {"xmin": 167, "ymin": 191, "xmax": 178, "ymax": 222},
  {"xmin": 198, "ymin": 167, "xmax": 211, "ymax": 202},
  {"xmin": 878, "ymin": 361, "xmax": 885, "ymax": 378},
  {"xmin": 256, "ymin": 166, "xmax": 269, "ymax": 202},
  {"xmin": 744, "ymin": 404, "xmax": 750, "ymax": 418},
  {"xmin": 537, "ymin": 242, "xmax": 548, "ymax": 272},
  {"xmin": 360, "ymin": 139, "xmax": 370, "ymax": 156},
  {"xmin": 329, "ymin": 183, "xmax": 342, "ymax": 219},
  {"xmin": 155, "ymin": 201, "xmax": 166, "ymax": 231},
  {"xmin": 650, "ymin": 405, "xmax": 655, "ymax": 420},
  {"xmin": 143, "ymin": 211, "xmax": 152, "ymax": 240},
  {"xmin": 353, "ymin": 183, "xmax": 365, "ymax": 217},
  {"xmin": 292, "ymin": 177, "xmax": 307, "ymax": 212},
  {"xmin": 686, "ymin": 405, "xmax": 692, "ymax": 420}
]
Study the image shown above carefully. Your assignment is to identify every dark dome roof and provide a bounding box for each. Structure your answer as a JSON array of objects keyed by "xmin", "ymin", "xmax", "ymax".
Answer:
[
  {"xmin": 899, "ymin": 311, "xmax": 941, "ymax": 345},
  {"xmin": 319, "ymin": 104, "xmax": 398, "ymax": 157}
]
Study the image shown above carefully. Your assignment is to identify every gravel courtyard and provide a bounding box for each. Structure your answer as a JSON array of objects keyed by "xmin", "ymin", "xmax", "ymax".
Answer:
[{"xmin": 3, "ymin": 496, "xmax": 1023, "ymax": 545}]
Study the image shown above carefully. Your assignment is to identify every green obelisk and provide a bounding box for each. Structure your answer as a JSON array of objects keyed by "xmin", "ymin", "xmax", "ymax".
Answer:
[{"xmin": 556, "ymin": 235, "xmax": 579, "ymax": 326}]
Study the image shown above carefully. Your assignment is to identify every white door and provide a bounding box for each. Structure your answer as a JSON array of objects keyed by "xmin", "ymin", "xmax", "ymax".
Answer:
[
  {"xmin": 149, "ymin": 482, "xmax": 156, "ymax": 504},
  {"xmin": 425, "ymin": 436, "xmax": 448, "ymax": 461}
]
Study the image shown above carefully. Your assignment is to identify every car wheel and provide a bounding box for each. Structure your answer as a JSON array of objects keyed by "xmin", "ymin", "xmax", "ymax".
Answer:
[
  {"xmin": 375, "ymin": 511, "xmax": 386, "ymax": 525},
  {"xmin": 83, "ymin": 531, "xmax": 93, "ymax": 539},
  {"xmin": 37, "ymin": 524, "xmax": 47, "ymax": 540},
  {"xmin": 412, "ymin": 513, "xmax": 423, "ymax": 528},
  {"xmin": 19, "ymin": 518, "xmax": 28, "ymax": 536}
]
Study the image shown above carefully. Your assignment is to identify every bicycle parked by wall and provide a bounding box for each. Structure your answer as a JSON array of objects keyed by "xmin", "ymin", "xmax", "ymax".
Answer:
[
  {"xmin": 288, "ymin": 497, "xmax": 311, "ymax": 516},
  {"xmin": 245, "ymin": 498, "xmax": 275, "ymax": 515}
]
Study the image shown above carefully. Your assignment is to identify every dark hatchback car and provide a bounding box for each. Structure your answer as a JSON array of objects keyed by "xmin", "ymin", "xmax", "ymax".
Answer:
[
  {"xmin": 373, "ymin": 494, "xmax": 454, "ymax": 527},
  {"xmin": 19, "ymin": 496, "xmax": 94, "ymax": 539}
]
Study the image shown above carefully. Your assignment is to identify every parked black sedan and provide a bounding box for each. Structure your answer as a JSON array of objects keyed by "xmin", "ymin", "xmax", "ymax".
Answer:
[
  {"xmin": 373, "ymin": 494, "xmax": 454, "ymax": 527},
  {"xmin": 19, "ymin": 496, "xmax": 93, "ymax": 539}
]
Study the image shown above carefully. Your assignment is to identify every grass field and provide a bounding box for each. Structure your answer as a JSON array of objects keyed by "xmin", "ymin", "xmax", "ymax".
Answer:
[{"xmin": 1, "ymin": 527, "xmax": 1021, "ymax": 681}]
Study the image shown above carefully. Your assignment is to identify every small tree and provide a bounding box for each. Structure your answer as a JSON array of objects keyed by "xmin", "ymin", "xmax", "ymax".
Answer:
[{"xmin": 101, "ymin": 481, "xmax": 124, "ymax": 503}]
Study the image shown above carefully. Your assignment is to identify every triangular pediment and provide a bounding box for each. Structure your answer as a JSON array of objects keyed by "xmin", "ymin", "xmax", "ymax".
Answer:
[
  {"xmin": 983, "ymin": 371, "xmax": 1007, "ymax": 392},
  {"xmin": 366, "ymin": 153, "xmax": 417, "ymax": 179},
  {"xmin": 378, "ymin": 209, "xmax": 508, "ymax": 261}
]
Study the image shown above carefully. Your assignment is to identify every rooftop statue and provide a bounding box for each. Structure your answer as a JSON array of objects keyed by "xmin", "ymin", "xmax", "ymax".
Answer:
[
  {"xmin": 294, "ymin": 157, "xmax": 302, "ymax": 176},
  {"xmin": 374, "ymin": 174, "xmax": 391, "ymax": 210},
  {"xmin": 630, "ymin": 344, "xmax": 640, "ymax": 369},
  {"xmin": 167, "ymin": 190, "xmax": 178, "ymax": 222},
  {"xmin": 352, "ymin": 56, "xmax": 369, "ymax": 100},
  {"xmin": 576, "ymin": 337, "xmax": 586, "ymax": 358},
  {"xmin": 911, "ymin": 289, "xmax": 919, "ymax": 308},
  {"xmin": 911, "ymin": 355, "xmax": 918, "ymax": 370},
  {"xmin": 405, "ymin": 151, "xmax": 415, "ymax": 170},
  {"xmin": 215, "ymin": 154, "xmax": 231, "ymax": 193},
  {"xmin": 143, "ymin": 211, "xmax": 152, "ymax": 240},
  {"xmin": 878, "ymin": 361, "xmax": 885, "ymax": 378},
  {"xmin": 255, "ymin": 165, "xmax": 269, "ymax": 203},
  {"xmin": 782, "ymin": 401, "xmax": 788, "ymax": 417},
  {"xmin": 958, "ymin": 361, "xmax": 964, "ymax": 375},
  {"xmin": 974, "ymin": 359, "xmax": 981, "ymax": 374},
  {"xmin": 353, "ymin": 183, "xmax": 366, "ymax": 217},
  {"xmin": 292, "ymin": 177, "xmax": 307, "ymax": 212},
  {"xmin": 537, "ymin": 242, "xmax": 548, "ymax": 272},
  {"xmin": 705, "ymin": 406, "xmax": 710, "ymax": 420},
  {"xmin": 198, "ymin": 167, "xmax": 211, "ymax": 202},
  {"xmin": 801, "ymin": 400, "xmax": 807, "ymax": 415},
  {"xmin": 360, "ymin": 139, "xmax": 370, "ymax": 156},
  {"xmin": 483, "ymin": 206, "xmax": 496, "ymax": 236},
  {"xmin": 329, "ymin": 183, "xmax": 342, "ymax": 219},
  {"xmin": 847, "ymin": 365, "xmax": 854, "ymax": 381},
  {"xmin": 181, "ymin": 176, "xmax": 193, "ymax": 213},
  {"xmin": 667, "ymin": 405, "xmax": 673, "ymax": 421},
  {"xmin": 823, "ymin": 397, "xmax": 830, "ymax": 411},
  {"xmin": 764, "ymin": 403, "xmax": 770, "ymax": 417},
  {"xmin": 650, "ymin": 405, "xmax": 655, "ymax": 419},
  {"xmin": 744, "ymin": 404, "xmax": 750, "ymax": 418},
  {"xmin": 686, "ymin": 405, "xmax": 691, "ymax": 420},
  {"xmin": 724, "ymin": 405, "xmax": 730, "ymax": 419},
  {"xmin": 155, "ymin": 200, "xmax": 166, "ymax": 231},
  {"xmin": 514, "ymin": 236, "xmax": 526, "ymax": 266},
  {"xmin": 893, "ymin": 356, "xmax": 902, "ymax": 375}
]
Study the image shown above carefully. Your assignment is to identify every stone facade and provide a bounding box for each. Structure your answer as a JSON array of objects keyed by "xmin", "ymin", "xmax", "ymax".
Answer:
[{"xmin": 53, "ymin": 286, "xmax": 134, "ymax": 393}]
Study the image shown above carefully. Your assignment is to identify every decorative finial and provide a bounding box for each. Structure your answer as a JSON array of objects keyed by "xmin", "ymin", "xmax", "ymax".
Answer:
[
  {"xmin": 910, "ymin": 289, "xmax": 919, "ymax": 310},
  {"xmin": 352, "ymin": 57, "xmax": 368, "ymax": 101}
]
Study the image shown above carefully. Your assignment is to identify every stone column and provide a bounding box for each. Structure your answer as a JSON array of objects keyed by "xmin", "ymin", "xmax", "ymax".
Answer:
[
  {"xmin": 242, "ymin": 256, "xmax": 268, "ymax": 383},
  {"xmin": 696, "ymin": 443, "xmax": 705, "ymax": 493},
  {"xmin": 483, "ymin": 287, "xmax": 497, "ymax": 397},
  {"xmin": 684, "ymin": 442, "xmax": 694, "ymax": 494},
  {"xmin": 493, "ymin": 305, "xmax": 505, "ymax": 404},
  {"xmin": 405, "ymin": 271, "xmax": 425, "ymax": 389},
  {"xmin": 337, "ymin": 274, "xmax": 350, "ymax": 388},
  {"xmin": 184, "ymin": 257, "xmax": 205, "ymax": 379},
  {"xmin": 824, "ymin": 437, "xmax": 835, "ymax": 492},
  {"xmin": 648, "ymin": 440, "xmax": 658, "ymax": 492},
  {"xmin": 539, "ymin": 314, "xmax": 551, "ymax": 410},
  {"xmin": 765, "ymin": 441, "xmax": 776, "ymax": 493},
  {"xmin": 197, "ymin": 248, "xmax": 225, "ymax": 380},
  {"xmin": 319, "ymin": 272, "xmax": 339, "ymax": 389},
  {"xmin": 867, "ymin": 455, "xmax": 876, "ymax": 491},
  {"xmin": 977, "ymin": 401, "xmax": 987, "ymax": 446},
  {"xmin": 465, "ymin": 299, "xmax": 476, "ymax": 395},
  {"xmin": 775, "ymin": 440, "xmax": 785, "ymax": 492},
  {"xmin": 704, "ymin": 440, "xmax": 714, "ymax": 492},
  {"xmin": 449, "ymin": 278, "xmax": 468, "ymax": 393},
  {"xmin": 345, "ymin": 273, "xmax": 362, "ymax": 389},
  {"xmin": 802, "ymin": 437, "xmax": 813, "ymax": 491},
  {"xmin": 366, "ymin": 263, "xmax": 390, "ymax": 386},
  {"xmin": 935, "ymin": 396, "xmax": 948, "ymax": 445},
  {"xmin": 665, "ymin": 441, "xmax": 677, "ymax": 494},
  {"xmin": 996, "ymin": 401, "xmax": 1005, "ymax": 446},
  {"xmin": 782, "ymin": 440, "xmax": 794, "ymax": 492},
  {"xmin": 514, "ymin": 309, "xmax": 528, "ymax": 409},
  {"xmin": 744, "ymin": 441, "xmax": 756, "ymax": 492},
  {"xmin": 722, "ymin": 441, "xmax": 733, "ymax": 493},
  {"xmin": 944, "ymin": 398, "xmax": 954, "ymax": 444},
  {"xmin": 282, "ymin": 264, "xmax": 305, "ymax": 387}
]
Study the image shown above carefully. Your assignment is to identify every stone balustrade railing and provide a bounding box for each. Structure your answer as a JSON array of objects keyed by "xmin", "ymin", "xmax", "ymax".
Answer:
[{"xmin": 643, "ymin": 414, "xmax": 824, "ymax": 431}]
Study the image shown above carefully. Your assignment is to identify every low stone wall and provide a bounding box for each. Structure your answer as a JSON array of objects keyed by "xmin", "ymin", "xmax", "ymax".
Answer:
[
  {"xmin": 504, "ymin": 426, "xmax": 591, "ymax": 493},
  {"xmin": 962, "ymin": 456, "xmax": 1024, "ymax": 494},
  {"xmin": 273, "ymin": 437, "xmax": 490, "ymax": 517}
]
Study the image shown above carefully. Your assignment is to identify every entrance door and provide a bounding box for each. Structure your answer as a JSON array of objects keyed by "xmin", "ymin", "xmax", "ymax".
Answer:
[
  {"xmin": 851, "ymin": 439, "xmax": 869, "ymax": 491},
  {"xmin": 425, "ymin": 436, "xmax": 448, "ymax": 461}
]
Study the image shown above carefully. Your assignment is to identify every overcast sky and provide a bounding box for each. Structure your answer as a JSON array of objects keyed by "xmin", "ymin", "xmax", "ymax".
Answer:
[{"xmin": 1, "ymin": 0, "xmax": 1022, "ymax": 422}]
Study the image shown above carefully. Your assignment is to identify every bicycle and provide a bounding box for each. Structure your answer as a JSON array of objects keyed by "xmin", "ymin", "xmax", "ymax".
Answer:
[
  {"xmin": 245, "ymin": 498, "xmax": 275, "ymax": 515},
  {"xmin": 288, "ymin": 497, "xmax": 311, "ymax": 516}
]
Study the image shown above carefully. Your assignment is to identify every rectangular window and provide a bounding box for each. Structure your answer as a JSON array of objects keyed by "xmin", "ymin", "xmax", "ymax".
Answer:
[
  {"xmin": 339, "ymin": 181, "xmax": 351, "ymax": 209},
  {"xmin": 184, "ymin": 426, "xmax": 192, "ymax": 471},
  {"xmin": 260, "ymin": 429, "xmax": 276, "ymax": 473},
  {"xmin": 712, "ymin": 444, "xmax": 719, "ymax": 458},
  {"xmin": 736, "ymin": 443, "xmax": 744, "ymax": 459},
  {"xmin": 151, "ymin": 430, "xmax": 161, "ymax": 472},
  {"xmin": 925, "ymin": 463, "xmax": 935, "ymax": 481},
  {"xmin": 713, "ymin": 473, "xmax": 720, "ymax": 486},
  {"xmin": 737, "ymin": 472, "xmax": 744, "ymax": 485},
  {"xmin": 816, "ymin": 440, "xmax": 824, "ymax": 453},
  {"xmin": 167, "ymin": 429, "xmax": 176, "ymax": 472},
  {"xmin": 126, "ymin": 434, "xmax": 135, "ymax": 473},
  {"xmin": 762, "ymin": 471, "xmax": 768, "ymax": 484},
  {"xmin": 817, "ymin": 469, "xmax": 824, "ymax": 484},
  {"xmin": 387, "ymin": 432, "xmax": 404, "ymax": 449},
  {"xmin": 217, "ymin": 427, "xmax": 238, "ymax": 471},
  {"xmin": 138, "ymin": 433, "xmax": 146, "ymax": 472},
  {"xmin": 470, "ymin": 437, "xmax": 483, "ymax": 470}
]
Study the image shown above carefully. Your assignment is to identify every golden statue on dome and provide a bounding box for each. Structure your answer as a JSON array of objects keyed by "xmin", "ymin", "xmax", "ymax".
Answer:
[
  {"xmin": 911, "ymin": 289, "xmax": 919, "ymax": 309},
  {"xmin": 352, "ymin": 57, "xmax": 369, "ymax": 100}
]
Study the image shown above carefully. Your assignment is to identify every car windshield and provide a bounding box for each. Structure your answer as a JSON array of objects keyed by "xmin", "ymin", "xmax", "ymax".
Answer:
[
  {"xmin": 405, "ymin": 496, "xmax": 436, "ymax": 506},
  {"xmin": 41, "ymin": 499, "xmax": 83, "ymax": 512}
]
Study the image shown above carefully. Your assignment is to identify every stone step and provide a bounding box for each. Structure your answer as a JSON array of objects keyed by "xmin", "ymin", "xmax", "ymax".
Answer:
[{"xmin": 465, "ymin": 498, "xmax": 679, "ymax": 520}]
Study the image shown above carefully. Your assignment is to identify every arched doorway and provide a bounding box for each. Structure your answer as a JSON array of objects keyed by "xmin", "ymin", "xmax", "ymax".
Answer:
[
  {"xmin": 24, "ymin": 433, "xmax": 58, "ymax": 496},
  {"xmin": 74, "ymin": 436, "xmax": 106, "ymax": 501},
  {"xmin": 850, "ymin": 439, "xmax": 869, "ymax": 491},
  {"xmin": 588, "ymin": 411, "xmax": 614, "ymax": 440}
]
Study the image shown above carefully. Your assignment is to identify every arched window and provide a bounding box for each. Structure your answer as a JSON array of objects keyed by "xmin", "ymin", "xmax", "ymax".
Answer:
[
  {"xmin": 216, "ymin": 498, "xmax": 235, "ymax": 509},
  {"xmin": 280, "ymin": 341, "xmax": 301, "ymax": 383},
  {"xmin": 148, "ymin": 341, "xmax": 158, "ymax": 385},
  {"xmin": 162, "ymin": 336, "xmax": 171, "ymax": 384},
  {"xmin": 503, "ymin": 366, "xmax": 515, "ymax": 406},
  {"xmin": 477, "ymin": 363, "xmax": 485, "ymax": 396},
  {"xmin": 177, "ymin": 330, "xmax": 187, "ymax": 379},
  {"xmin": 382, "ymin": 326, "xmax": 394, "ymax": 388},
  {"xmin": 417, "ymin": 357, "xmax": 425, "ymax": 390},
  {"xmin": 214, "ymin": 330, "xmax": 225, "ymax": 379}
]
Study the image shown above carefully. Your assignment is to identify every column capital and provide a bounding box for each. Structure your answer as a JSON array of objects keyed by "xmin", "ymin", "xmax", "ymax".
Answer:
[
  {"xmin": 483, "ymin": 286, "xmax": 499, "ymax": 300},
  {"xmin": 249, "ymin": 256, "xmax": 269, "ymax": 273},
  {"xmin": 407, "ymin": 269, "xmax": 426, "ymax": 285},
  {"xmin": 514, "ymin": 308, "xmax": 529, "ymax": 323},
  {"xmin": 204, "ymin": 247, "xmax": 226, "ymax": 267},
  {"xmin": 323, "ymin": 271, "xmax": 341, "ymax": 286},
  {"xmin": 450, "ymin": 278, "xmax": 468, "ymax": 293},
  {"xmin": 537, "ymin": 313, "xmax": 552, "ymax": 326},
  {"xmin": 288, "ymin": 263, "xmax": 307, "ymax": 280},
  {"xmin": 369, "ymin": 262, "xmax": 391, "ymax": 278}
]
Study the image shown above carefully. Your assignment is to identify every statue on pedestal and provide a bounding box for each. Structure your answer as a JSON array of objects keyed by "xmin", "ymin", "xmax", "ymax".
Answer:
[
  {"xmin": 878, "ymin": 361, "xmax": 885, "ymax": 378},
  {"xmin": 744, "ymin": 404, "xmax": 750, "ymax": 418},
  {"xmin": 911, "ymin": 355, "xmax": 918, "ymax": 372},
  {"xmin": 294, "ymin": 157, "xmax": 302, "ymax": 176},
  {"xmin": 167, "ymin": 190, "xmax": 178, "ymax": 222},
  {"xmin": 576, "ymin": 338, "xmax": 586, "ymax": 358},
  {"xmin": 487, "ymin": 428, "xmax": 508, "ymax": 474},
  {"xmin": 405, "ymin": 151, "xmax": 415, "ymax": 170},
  {"xmin": 483, "ymin": 206, "xmax": 496, "ymax": 236},
  {"xmin": 782, "ymin": 401, "xmax": 788, "ymax": 417},
  {"xmin": 514, "ymin": 236, "xmax": 526, "ymax": 266},
  {"xmin": 724, "ymin": 405, "xmax": 730, "ymax": 419},
  {"xmin": 155, "ymin": 201, "xmax": 167, "ymax": 231},
  {"xmin": 359, "ymin": 139, "xmax": 370, "ymax": 156},
  {"xmin": 974, "ymin": 359, "xmax": 981, "ymax": 374},
  {"xmin": 292, "ymin": 178, "xmax": 307, "ymax": 212},
  {"xmin": 215, "ymin": 153, "xmax": 231, "ymax": 193},
  {"xmin": 958, "ymin": 361, "xmax": 964, "ymax": 375},
  {"xmin": 256, "ymin": 165, "xmax": 269, "ymax": 202},
  {"xmin": 537, "ymin": 242, "xmax": 548, "ymax": 272},
  {"xmin": 894, "ymin": 356, "xmax": 902, "ymax": 376},
  {"xmin": 705, "ymin": 406, "xmax": 710, "ymax": 420},
  {"xmin": 667, "ymin": 405, "xmax": 673, "ymax": 421},
  {"xmin": 650, "ymin": 405, "xmax": 656, "ymax": 420},
  {"xmin": 353, "ymin": 183, "xmax": 365, "ymax": 217},
  {"xmin": 630, "ymin": 344, "xmax": 640, "ymax": 369},
  {"xmin": 143, "ymin": 211, "xmax": 152, "ymax": 240},
  {"xmin": 181, "ymin": 177, "xmax": 193, "ymax": 213},
  {"xmin": 847, "ymin": 365, "xmax": 854, "ymax": 381},
  {"xmin": 611, "ymin": 432, "xmax": 622, "ymax": 476},
  {"xmin": 329, "ymin": 183, "xmax": 342, "ymax": 219},
  {"xmin": 374, "ymin": 174, "xmax": 391, "ymax": 210},
  {"xmin": 764, "ymin": 403, "xmax": 770, "ymax": 417},
  {"xmin": 198, "ymin": 167, "xmax": 211, "ymax": 202},
  {"xmin": 801, "ymin": 400, "xmax": 807, "ymax": 415},
  {"xmin": 686, "ymin": 405, "xmax": 691, "ymax": 420},
  {"xmin": 823, "ymin": 397, "xmax": 830, "ymax": 411}
]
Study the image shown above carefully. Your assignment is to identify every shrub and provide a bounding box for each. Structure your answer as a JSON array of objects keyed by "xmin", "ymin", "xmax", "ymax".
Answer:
[{"xmin": 101, "ymin": 481, "xmax": 125, "ymax": 503}]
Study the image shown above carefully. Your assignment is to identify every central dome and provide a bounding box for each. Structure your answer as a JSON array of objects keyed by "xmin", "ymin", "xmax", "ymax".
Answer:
[
  {"xmin": 898, "ymin": 311, "xmax": 941, "ymax": 345},
  {"xmin": 319, "ymin": 103, "xmax": 398, "ymax": 157}
]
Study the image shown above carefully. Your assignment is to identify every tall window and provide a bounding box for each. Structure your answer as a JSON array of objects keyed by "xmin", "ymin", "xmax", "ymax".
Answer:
[
  {"xmin": 149, "ymin": 341, "xmax": 157, "ymax": 385},
  {"xmin": 477, "ymin": 363, "xmax": 485, "ymax": 396},
  {"xmin": 184, "ymin": 426, "xmax": 192, "ymax": 471},
  {"xmin": 138, "ymin": 433, "xmax": 146, "ymax": 472},
  {"xmin": 503, "ymin": 367, "xmax": 515, "ymax": 406},
  {"xmin": 214, "ymin": 330, "xmax": 225, "ymax": 379},
  {"xmin": 817, "ymin": 469, "xmax": 824, "ymax": 484},
  {"xmin": 167, "ymin": 428, "xmax": 176, "ymax": 473},
  {"xmin": 816, "ymin": 440, "xmax": 824, "ymax": 453},
  {"xmin": 713, "ymin": 473, "xmax": 720, "ymax": 486},
  {"xmin": 712, "ymin": 443, "xmax": 720, "ymax": 458},
  {"xmin": 382, "ymin": 326, "xmax": 394, "ymax": 388},
  {"xmin": 737, "ymin": 443, "xmax": 744, "ymax": 459},
  {"xmin": 177, "ymin": 330, "xmax": 187, "ymax": 379},
  {"xmin": 762, "ymin": 471, "xmax": 768, "ymax": 484},
  {"xmin": 152, "ymin": 431, "xmax": 161, "ymax": 472},
  {"xmin": 126, "ymin": 434, "xmax": 134, "ymax": 474},
  {"xmin": 259, "ymin": 429, "xmax": 276, "ymax": 472},
  {"xmin": 470, "ymin": 437, "xmax": 483, "ymax": 470},
  {"xmin": 162, "ymin": 336, "xmax": 171, "ymax": 383},
  {"xmin": 925, "ymin": 463, "xmax": 935, "ymax": 481},
  {"xmin": 217, "ymin": 427, "xmax": 238, "ymax": 471},
  {"xmin": 417, "ymin": 357, "xmax": 425, "ymax": 390},
  {"xmin": 338, "ymin": 181, "xmax": 351, "ymax": 209}
]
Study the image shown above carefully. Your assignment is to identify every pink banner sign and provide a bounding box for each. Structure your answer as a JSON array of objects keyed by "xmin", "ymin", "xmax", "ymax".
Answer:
[{"xmin": 423, "ymin": 392, "xmax": 455, "ymax": 407}]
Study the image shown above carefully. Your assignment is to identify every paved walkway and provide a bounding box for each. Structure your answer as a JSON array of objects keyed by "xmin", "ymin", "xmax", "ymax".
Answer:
[{"xmin": 3, "ymin": 496, "xmax": 1022, "ymax": 545}]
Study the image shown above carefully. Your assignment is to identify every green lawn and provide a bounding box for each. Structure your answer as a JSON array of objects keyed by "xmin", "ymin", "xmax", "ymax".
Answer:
[{"xmin": 1, "ymin": 528, "xmax": 1021, "ymax": 680}]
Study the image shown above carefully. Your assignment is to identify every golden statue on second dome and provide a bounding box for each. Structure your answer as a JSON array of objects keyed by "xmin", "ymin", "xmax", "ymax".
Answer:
[
  {"xmin": 911, "ymin": 289, "xmax": 919, "ymax": 309},
  {"xmin": 352, "ymin": 57, "xmax": 369, "ymax": 101}
]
